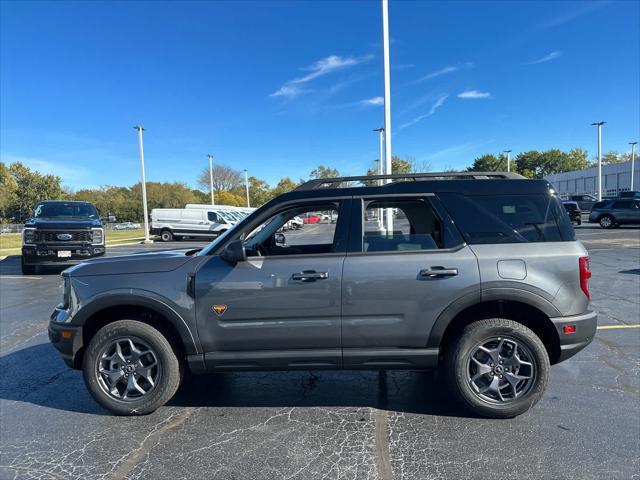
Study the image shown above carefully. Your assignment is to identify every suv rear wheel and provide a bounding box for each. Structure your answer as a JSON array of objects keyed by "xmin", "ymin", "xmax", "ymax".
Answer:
[
  {"xmin": 445, "ymin": 318, "xmax": 549, "ymax": 418},
  {"xmin": 599, "ymin": 215, "xmax": 614, "ymax": 229},
  {"xmin": 82, "ymin": 320, "xmax": 182, "ymax": 415}
]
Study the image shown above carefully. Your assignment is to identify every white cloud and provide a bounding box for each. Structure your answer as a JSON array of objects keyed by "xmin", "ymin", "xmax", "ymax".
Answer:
[
  {"xmin": 457, "ymin": 90, "xmax": 491, "ymax": 99},
  {"xmin": 399, "ymin": 94, "xmax": 448, "ymax": 130},
  {"xmin": 411, "ymin": 62, "xmax": 473, "ymax": 84},
  {"xmin": 524, "ymin": 51, "xmax": 562, "ymax": 65},
  {"xmin": 270, "ymin": 54, "xmax": 373, "ymax": 99},
  {"xmin": 360, "ymin": 96, "xmax": 384, "ymax": 106}
]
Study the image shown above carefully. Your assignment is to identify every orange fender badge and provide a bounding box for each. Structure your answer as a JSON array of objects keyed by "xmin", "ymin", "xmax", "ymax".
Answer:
[{"xmin": 212, "ymin": 305, "xmax": 228, "ymax": 317}]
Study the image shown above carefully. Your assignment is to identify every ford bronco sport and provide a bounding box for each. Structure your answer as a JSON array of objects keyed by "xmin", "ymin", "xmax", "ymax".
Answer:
[
  {"xmin": 22, "ymin": 200, "xmax": 105, "ymax": 274},
  {"xmin": 49, "ymin": 172, "xmax": 597, "ymax": 417}
]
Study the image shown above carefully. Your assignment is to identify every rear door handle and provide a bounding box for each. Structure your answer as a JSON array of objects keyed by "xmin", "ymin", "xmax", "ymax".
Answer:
[
  {"xmin": 419, "ymin": 266, "xmax": 458, "ymax": 278},
  {"xmin": 291, "ymin": 270, "xmax": 329, "ymax": 281}
]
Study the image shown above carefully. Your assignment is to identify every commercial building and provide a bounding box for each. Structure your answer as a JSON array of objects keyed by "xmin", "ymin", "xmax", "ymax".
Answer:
[{"xmin": 545, "ymin": 160, "xmax": 638, "ymax": 198}]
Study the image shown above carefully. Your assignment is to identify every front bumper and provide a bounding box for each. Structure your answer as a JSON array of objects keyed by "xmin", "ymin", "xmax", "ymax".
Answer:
[
  {"xmin": 48, "ymin": 316, "xmax": 83, "ymax": 369},
  {"xmin": 22, "ymin": 245, "xmax": 105, "ymax": 265},
  {"xmin": 550, "ymin": 310, "xmax": 597, "ymax": 363}
]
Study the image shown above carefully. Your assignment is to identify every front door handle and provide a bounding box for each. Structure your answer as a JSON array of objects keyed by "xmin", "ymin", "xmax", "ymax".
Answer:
[
  {"xmin": 291, "ymin": 270, "xmax": 329, "ymax": 281},
  {"xmin": 419, "ymin": 266, "xmax": 458, "ymax": 278}
]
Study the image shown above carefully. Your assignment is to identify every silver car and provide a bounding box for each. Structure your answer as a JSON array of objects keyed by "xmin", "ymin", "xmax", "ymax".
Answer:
[{"xmin": 49, "ymin": 172, "xmax": 596, "ymax": 418}]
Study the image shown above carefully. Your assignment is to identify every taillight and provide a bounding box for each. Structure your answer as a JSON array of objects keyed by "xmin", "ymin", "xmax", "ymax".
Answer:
[{"xmin": 579, "ymin": 256, "xmax": 591, "ymax": 299}]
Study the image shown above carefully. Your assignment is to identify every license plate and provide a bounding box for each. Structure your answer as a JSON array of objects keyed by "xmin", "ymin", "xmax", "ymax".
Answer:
[{"xmin": 57, "ymin": 251, "xmax": 72, "ymax": 258}]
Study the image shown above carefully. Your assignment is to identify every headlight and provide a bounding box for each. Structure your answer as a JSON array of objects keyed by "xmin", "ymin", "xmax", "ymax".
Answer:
[
  {"xmin": 91, "ymin": 228, "xmax": 104, "ymax": 245},
  {"xmin": 23, "ymin": 228, "xmax": 36, "ymax": 245},
  {"xmin": 58, "ymin": 277, "xmax": 71, "ymax": 309}
]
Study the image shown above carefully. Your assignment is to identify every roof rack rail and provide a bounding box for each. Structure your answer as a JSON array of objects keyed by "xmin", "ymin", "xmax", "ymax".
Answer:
[{"xmin": 295, "ymin": 171, "xmax": 526, "ymax": 191}]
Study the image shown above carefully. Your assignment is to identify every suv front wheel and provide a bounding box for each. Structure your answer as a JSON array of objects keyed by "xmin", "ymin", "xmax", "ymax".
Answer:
[
  {"xmin": 445, "ymin": 318, "xmax": 549, "ymax": 418},
  {"xmin": 82, "ymin": 320, "xmax": 182, "ymax": 415}
]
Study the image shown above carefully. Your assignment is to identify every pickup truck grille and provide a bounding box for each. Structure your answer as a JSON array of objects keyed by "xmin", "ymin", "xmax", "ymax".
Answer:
[{"xmin": 36, "ymin": 230, "xmax": 93, "ymax": 243}]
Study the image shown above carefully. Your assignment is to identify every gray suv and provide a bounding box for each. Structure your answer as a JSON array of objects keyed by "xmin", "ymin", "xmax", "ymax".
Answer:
[{"xmin": 49, "ymin": 172, "xmax": 597, "ymax": 418}]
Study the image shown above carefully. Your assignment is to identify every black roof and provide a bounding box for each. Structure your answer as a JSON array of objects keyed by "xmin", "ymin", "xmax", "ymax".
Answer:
[{"xmin": 273, "ymin": 172, "xmax": 552, "ymax": 204}]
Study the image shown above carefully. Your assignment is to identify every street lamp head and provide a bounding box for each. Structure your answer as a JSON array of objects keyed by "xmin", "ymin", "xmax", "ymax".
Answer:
[
  {"xmin": 630, "ymin": 142, "xmax": 638, "ymax": 146},
  {"xmin": 591, "ymin": 121, "xmax": 606, "ymax": 126},
  {"xmin": 373, "ymin": 127, "xmax": 384, "ymax": 132},
  {"xmin": 504, "ymin": 150, "xmax": 512, "ymax": 153},
  {"xmin": 133, "ymin": 125, "xmax": 145, "ymax": 131}
]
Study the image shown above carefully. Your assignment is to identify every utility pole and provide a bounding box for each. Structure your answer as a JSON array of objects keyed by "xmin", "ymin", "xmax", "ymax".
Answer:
[
  {"xmin": 133, "ymin": 125, "xmax": 151, "ymax": 243},
  {"xmin": 374, "ymin": 127, "xmax": 385, "ymax": 230},
  {"xmin": 630, "ymin": 142, "xmax": 637, "ymax": 191},
  {"xmin": 592, "ymin": 122, "xmax": 606, "ymax": 201},
  {"xmin": 381, "ymin": 0, "xmax": 393, "ymax": 232},
  {"xmin": 244, "ymin": 169, "xmax": 250, "ymax": 208},
  {"xmin": 504, "ymin": 150, "xmax": 512, "ymax": 173},
  {"xmin": 207, "ymin": 154, "xmax": 215, "ymax": 206}
]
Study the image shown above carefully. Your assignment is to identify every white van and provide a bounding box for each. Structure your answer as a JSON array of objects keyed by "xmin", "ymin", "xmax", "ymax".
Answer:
[{"xmin": 150, "ymin": 208, "xmax": 237, "ymax": 242}]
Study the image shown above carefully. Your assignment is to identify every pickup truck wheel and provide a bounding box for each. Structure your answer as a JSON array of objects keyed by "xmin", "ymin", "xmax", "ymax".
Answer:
[
  {"xmin": 445, "ymin": 318, "xmax": 549, "ymax": 418},
  {"xmin": 21, "ymin": 258, "xmax": 37, "ymax": 275},
  {"xmin": 83, "ymin": 320, "xmax": 182, "ymax": 416},
  {"xmin": 599, "ymin": 215, "xmax": 614, "ymax": 229},
  {"xmin": 160, "ymin": 230, "xmax": 174, "ymax": 242}
]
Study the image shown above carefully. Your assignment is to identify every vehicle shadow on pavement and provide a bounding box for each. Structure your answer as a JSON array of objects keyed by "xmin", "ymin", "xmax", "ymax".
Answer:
[
  {"xmin": 171, "ymin": 369, "xmax": 473, "ymax": 418},
  {"xmin": 0, "ymin": 343, "xmax": 108, "ymax": 416},
  {"xmin": 0, "ymin": 255, "xmax": 65, "ymax": 276},
  {"xmin": 1, "ymin": 343, "xmax": 472, "ymax": 417}
]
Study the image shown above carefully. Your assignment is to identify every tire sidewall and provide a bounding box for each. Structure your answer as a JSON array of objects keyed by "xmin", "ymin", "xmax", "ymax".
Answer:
[
  {"xmin": 160, "ymin": 230, "xmax": 173, "ymax": 242},
  {"xmin": 447, "ymin": 319, "xmax": 549, "ymax": 418},
  {"xmin": 83, "ymin": 320, "xmax": 181, "ymax": 415}
]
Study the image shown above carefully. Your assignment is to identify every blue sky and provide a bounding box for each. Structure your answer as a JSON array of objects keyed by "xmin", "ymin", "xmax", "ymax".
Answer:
[{"xmin": 1, "ymin": 0, "xmax": 638, "ymax": 190}]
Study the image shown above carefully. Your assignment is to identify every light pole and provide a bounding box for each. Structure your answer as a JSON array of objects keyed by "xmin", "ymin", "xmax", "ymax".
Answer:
[
  {"xmin": 244, "ymin": 169, "xmax": 250, "ymax": 208},
  {"xmin": 381, "ymin": 0, "xmax": 393, "ymax": 232},
  {"xmin": 373, "ymin": 128, "xmax": 385, "ymax": 177},
  {"xmin": 133, "ymin": 125, "xmax": 151, "ymax": 243},
  {"xmin": 207, "ymin": 154, "xmax": 215, "ymax": 206},
  {"xmin": 630, "ymin": 142, "xmax": 637, "ymax": 191},
  {"xmin": 592, "ymin": 122, "xmax": 606, "ymax": 201},
  {"xmin": 504, "ymin": 150, "xmax": 512, "ymax": 173}
]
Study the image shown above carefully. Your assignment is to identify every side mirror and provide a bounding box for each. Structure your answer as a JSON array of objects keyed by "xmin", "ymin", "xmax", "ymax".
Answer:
[
  {"xmin": 221, "ymin": 239, "xmax": 246, "ymax": 264},
  {"xmin": 275, "ymin": 233, "xmax": 286, "ymax": 246}
]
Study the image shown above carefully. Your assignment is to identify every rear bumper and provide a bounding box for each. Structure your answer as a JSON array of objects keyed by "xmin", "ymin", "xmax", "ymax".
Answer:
[{"xmin": 550, "ymin": 310, "xmax": 597, "ymax": 363}]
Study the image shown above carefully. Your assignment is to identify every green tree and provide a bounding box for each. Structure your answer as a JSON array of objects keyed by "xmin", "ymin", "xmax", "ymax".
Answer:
[
  {"xmin": 0, "ymin": 162, "xmax": 18, "ymax": 221},
  {"xmin": 271, "ymin": 177, "xmax": 299, "ymax": 197},
  {"xmin": 310, "ymin": 165, "xmax": 340, "ymax": 179},
  {"xmin": 7, "ymin": 162, "xmax": 63, "ymax": 220},
  {"xmin": 602, "ymin": 150, "xmax": 626, "ymax": 164},
  {"xmin": 246, "ymin": 176, "xmax": 273, "ymax": 207},
  {"xmin": 467, "ymin": 154, "xmax": 508, "ymax": 173},
  {"xmin": 565, "ymin": 148, "xmax": 590, "ymax": 171}
]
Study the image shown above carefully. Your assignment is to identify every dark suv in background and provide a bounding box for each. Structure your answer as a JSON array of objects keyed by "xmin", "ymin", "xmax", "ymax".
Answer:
[
  {"xmin": 22, "ymin": 200, "xmax": 105, "ymax": 274},
  {"xmin": 49, "ymin": 173, "xmax": 596, "ymax": 418},
  {"xmin": 589, "ymin": 198, "xmax": 640, "ymax": 228}
]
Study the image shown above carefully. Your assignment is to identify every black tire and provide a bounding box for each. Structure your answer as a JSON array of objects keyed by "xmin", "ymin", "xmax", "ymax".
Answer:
[
  {"xmin": 599, "ymin": 215, "xmax": 614, "ymax": 229},
  {"xmin": 82, "ymin": 320, "xmax": 182, "ymax": 416},
  {"xmin": 160, "ymin": 229, "xmax": 174, "ymax": 242},
  {"xmin": 577, "ymin": 219, "xmax": 582, "ymax": 226},
  {"xmin": 21, "ymin": 258, "xmax": 37, "ymax": 275},
  {"xmin": 444, "ymin": 318, "xmax": 549, "ymax": 419}
]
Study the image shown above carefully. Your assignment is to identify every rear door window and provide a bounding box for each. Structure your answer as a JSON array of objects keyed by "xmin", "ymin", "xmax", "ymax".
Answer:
[
  {"xmin": 438, "ymin": 193, "xmax": 567, "ymax": 244},
  {"xmin": 360, "ymin": 198, "xmax": 453, "ymax": 252},
  {"xmin": 612, "ymin": 201, "xmax": 632, "ymax": 209}
]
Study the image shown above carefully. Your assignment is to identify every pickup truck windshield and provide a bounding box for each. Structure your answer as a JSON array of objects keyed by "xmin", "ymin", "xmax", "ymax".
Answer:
[{"xmin": 33, "ymin": 202, "xmax": 99, "ymax": 220}]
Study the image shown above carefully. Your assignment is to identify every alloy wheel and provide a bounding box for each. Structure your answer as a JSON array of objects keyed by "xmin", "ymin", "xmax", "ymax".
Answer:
[
  {"xmin": 466, "ymin": 336, "xmax": 536, "ymax": 404},
  {"xmin": 95, "ymin": 337, "xmax": 161, "ymax": 401}
]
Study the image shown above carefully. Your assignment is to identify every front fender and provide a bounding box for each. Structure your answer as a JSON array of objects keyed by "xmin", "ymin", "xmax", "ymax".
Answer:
[{"xmin": 69, "ymin": 289, "xmax": 200, "ymax": 355}]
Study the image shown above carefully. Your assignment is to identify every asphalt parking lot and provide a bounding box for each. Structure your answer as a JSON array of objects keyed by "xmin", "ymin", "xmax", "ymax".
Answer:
[{"xmin": 1, "ymin": 226, "xmax": 639, "ymax": 480}]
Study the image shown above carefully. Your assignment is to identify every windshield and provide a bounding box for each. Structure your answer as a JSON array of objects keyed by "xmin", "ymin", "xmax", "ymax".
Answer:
[
  {"xmin": 33, "ymin": 202, "xmax": 99, "ymax": 220},
  {"xmin": 217, "ymin": 210, "xmax": 237, "ymax": 222}
]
